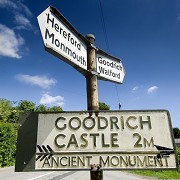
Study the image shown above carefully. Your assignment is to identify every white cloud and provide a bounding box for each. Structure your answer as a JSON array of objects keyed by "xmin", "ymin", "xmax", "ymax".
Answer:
[
  {"xmin": 132, "ymin": 86, "xmax": 139, "ymax": 93},
  {"xmin": 0, "ymin": 24, "xmax": 24, "ymax": 58},
  {"xmin": 0, "ymin": 0, "xmax": 32, "ymax": 17},
  {"xmin": 178, "ymin": 16, "xmax": 180, "ymax": 21},
  {"xmin": 131, "ymin": 85, "xmax": 144, "ymax": 93},
  {"xmin": 0, "ymin": 0, "xmax": 17, "ymax": 10},
  {"xmin": 147, "ymin": 86, "xmax": 158, "ymax": 94},
  {"xmin": 40, "ymin": 93, "xmax": 64, "ymax": 107},
  {"xmin": 15, "ymin": 74, "xmax": 57, "ymax": 89},
  {"xmin": 0, "ymin": 0, "xmax": 33, "ymax": 31},
  {"xmin": 0, "ymin": 1, "xmax": 34, "ymax": 58},
  {"xmin": 14, "ymin": 14, "xmax": 32, "ymax": 30},
  {"xmin": 18, "ymin": 1, "xmax": 33, "ymax": 17}
]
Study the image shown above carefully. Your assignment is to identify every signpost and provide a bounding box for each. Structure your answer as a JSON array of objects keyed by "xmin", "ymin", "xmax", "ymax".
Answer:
[
  {"xmin": 37, "ymin": 6, "xmax": 88, "ymax": 74},
  {"xmin": 15, "ymin": 110, "xmax": 177, "ymax": 171},
  {"xmin": 37, "ymin": 6, "xmax": 125, "ymax": 83},
  {"xmin": 15, "ymin": 5, "xmax": 178, "ymax": 180},
  {"xmin": 96, "ymin": 49, "xmax": 125, "ymax": 83}
]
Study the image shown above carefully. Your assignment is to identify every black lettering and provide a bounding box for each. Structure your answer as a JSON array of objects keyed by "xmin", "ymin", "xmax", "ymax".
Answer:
[
  {"xmin": 111, "ymin": 133, "xmax": 119, "ymax": 147},
  {"xmin": 60, "ymin": 156, "xmax": 68, "ymax": 166},
  {"xmin": 98, "ymin": 116, "xmax": 108, "ymax": 129},
  {"xmin": 67, "ymin": 134, "xmax": 78, "ymax": 148},
  {"xmin": 111, "ymin": 156, "xmax": 119, "ymax": 166},
  {"xmin": 55, "ymin": 117, "xmax": 66, "ymax": 130},
  {"xmin": 83, "ymin": 117, "xmax": 95, "ymax": 130},
  {"xmin": 54, "ymin": 134, "xmax": 66, "ymax": 148},
  {"xmin": 42, "ymin": 157, "xmax": 51, "ymax": 167},
  {"xmin": 46, "ymin": 13, "xmax": 54, "ymax": 27},
  {"xmin": 55, "ymin": 39, "xmax": 60, "ymax": 47},
  {"xmin": 126, "ymin": 116, "xmax": 138, "ymax": 129},
  {"xmin": 69, "ymin": 117, "xmax": 81, "ymax": 130},
  {"xmin": 139, "ymin": 116, "xmax": 152, "ymax": 129},
  {"xmin": 99, "ymin": 156, "xmax": 110, "ymax": 166},
  {"xmin": 89, "ymin": 133, "xmax": 99, "ymax": 147},
  {"xmin": 133, "ymin": 133, "xmax": 142, "ymax": 148},
  {"xmin": 102, "ymin": 134, "xmax": 110, "ymax": 147},
  {"xmin": 63, "ymin": 30, "xmax": 67, "ymax": 38},
  {"xmin": 45, "ymin": 29, "xmax": 54, "ymax": 43},
  {"xmin": 80, "ymin": 133, "xmax": 88, "ymax": 148},
  {"xmin": 54, "ymin": 23, "xmax": 59, "ymax": 32},
  {"xmin": 110, "ymin": 116, "xmax": 119, "ymax": 130}
]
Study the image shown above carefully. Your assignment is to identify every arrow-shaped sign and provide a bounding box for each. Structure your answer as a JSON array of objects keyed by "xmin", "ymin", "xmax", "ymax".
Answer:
[
  {"xmin": 36, "ymin": 145, "xmax": 54, "ymax": 161},
  {"xmin": 37, "ymin": 6, "xmax": 88, "ymax": 75},
  {"xmin": 155, "ymin": 145, "xmax": 174, "ymax": 158},
  {"xmin": 37, "ymin": 7, "xmax": 125, "ymax": 83},
  {"xmin": 96, "ymin": 49, "xmax": 125, "ymax": 83}
]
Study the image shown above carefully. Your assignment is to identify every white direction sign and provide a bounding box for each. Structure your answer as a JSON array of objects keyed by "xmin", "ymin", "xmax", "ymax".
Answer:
[
  {"xmin": 34, "ymin": 110, "xmax": 177, "ymax": 170},
  {"xmin": 96, "ymin": 49, "xmax": 125, "ymax": 83},
  {"xmin": 37, "ymin": 7, "xmax": 88, "ymax": 73}
]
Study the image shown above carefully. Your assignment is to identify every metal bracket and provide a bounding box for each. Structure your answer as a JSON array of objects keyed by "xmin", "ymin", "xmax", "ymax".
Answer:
[
  {"xmin": 91, "ymin": 164, "xmax": 102, "ymax": 171},
  {"xmin": 90, "ymin": 70, "xmax": 100, "ymax": 76},
  {"xmin": 90, "ymin": 43, "xmax": 97, "ymax": 50},
  {"xmin": 85, "ymin": 70, "xmax": 100, "ymax": 77},
  {"xmin": 90, "ymin": 164, "xmax": 103, "ymax": 180}
]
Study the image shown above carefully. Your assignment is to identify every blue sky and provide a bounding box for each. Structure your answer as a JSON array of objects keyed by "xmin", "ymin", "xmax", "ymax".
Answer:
[{"xmin": 0, "ymin": 0, "xmax": 179, "ymax": 127}]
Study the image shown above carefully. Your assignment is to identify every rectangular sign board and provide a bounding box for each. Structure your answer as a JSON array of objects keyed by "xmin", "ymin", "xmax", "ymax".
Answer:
[
  {"xmin": 96, "ymin": 49, "xmax": 125, "ymax": 83},
  {"xmin": 37, "ymin": 7, "xmax": 88, "ymax": 74},
  {"xmin": 15, "ymin": 110, "xmax": 178, "ymax": 171}
]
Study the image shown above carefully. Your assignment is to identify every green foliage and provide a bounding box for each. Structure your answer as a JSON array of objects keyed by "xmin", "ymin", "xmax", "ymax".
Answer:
[
  {"xmin": 173, "ymin": 128, "xmax": 180, "ymax": 138},
  {"xmin": 18, "ymin": 100, "xmax": 36, "ymax": 112},
  {"xmin": 176, "ymin": 147, "xmax": 180, "ymax": 155},
  {"xmin": 35, "ymin": 105, "xmax": 63, "ymax": 112},
  {"xmin": 99, "ymin": 102, "xmax": 110, "ymax": 110},
  {"xmin": 8, "ymin": 107, "xmax": 20, "ymax": 123},
  {"xmin": 176, "ymin": 147, "xmax": 180, "ymax": 166},
  {"xmin": 0, "ymin": 98, "xmax": 64, "ymax": 168},
  {"xmin": 47, "ymin": 106, "xmax": 62, "ymax": 111},
  {"xmin": 0, "ymin": 99, "xmax": 13, "ymax": 123},
  {"xmin": 131, "ymin": 170, "xmax": 180, "ymax": 179},
  {"xmin": 0, "ymin": 99, "xmax": 63, "ymax": 123},
  {"xmin": 0, "ymin": 99, "xmax": 37, "ymax": 123},
  {"xmin": 0, "ymin": 123, "xmax": 18, "ymax": 167},
  {"xmin": 131, "ymin": 148, "xmax": 180, "ymax": 178},
  {"xmin": 35, "ymin": 104, "xmax": 47, "ymax": 112}
]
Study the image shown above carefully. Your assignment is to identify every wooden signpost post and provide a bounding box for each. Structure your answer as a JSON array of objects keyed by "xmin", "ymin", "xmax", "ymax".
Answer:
[
  {"xmin": 85, "ymin": 34, "xmax": 102, "ymax": 179},
  {"xmin": 15, "ymin": 6, "xmax": 178, "ymax": 180}
]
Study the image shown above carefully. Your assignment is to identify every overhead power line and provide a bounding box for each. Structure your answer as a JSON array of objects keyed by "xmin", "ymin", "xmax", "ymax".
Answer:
[
  {"xmin": 97, "ymin": 0, "xmax": 121, "ymax": 110},
  {"xmin": 97, "ymin": 0, "xmax": 110, "ymax": 53}
]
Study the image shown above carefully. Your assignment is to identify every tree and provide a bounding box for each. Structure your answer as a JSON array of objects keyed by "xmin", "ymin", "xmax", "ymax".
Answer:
[
  {"xmin": 35, "ymin": 104, "xmax": 47, "ymax": 112},
  {"xmin": 99, "ymin": 102, "xmax": 110, "ymax": 110},
  {"xmin": 0, "ymin": 99, "xmax": 12, "ymax": 123},
  {"xmin": 18, "ymin": 100, "xmax": 36, "ymax": 112},
  {"xmin": 173, "ymin": 127, "xmax": 180, "ymax": 138},
  {"xmin": 8, "ymin": 106, "xmax": 20, "ymax": 123},
  {"xmin": 47, "ymin": 106, "xmax": 62, "ymax": 111},
  {"xmin": 0, "ymin": 123, "xmax": 18, "ymax": 167}
]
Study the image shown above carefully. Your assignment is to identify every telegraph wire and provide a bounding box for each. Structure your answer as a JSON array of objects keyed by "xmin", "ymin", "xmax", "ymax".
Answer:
[
  {"xmin": 115, "ymin": 84, "xmax": 121, "ymax": 110},
  {"xmin": 97, "ymin": 0, "xmax": 121, "ymax": 110},
  {"xmin": 97, "ymin": 0, "xmax": 110, "ymax": 53}
]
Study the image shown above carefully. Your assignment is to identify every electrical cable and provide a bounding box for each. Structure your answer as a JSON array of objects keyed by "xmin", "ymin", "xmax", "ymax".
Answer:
[
  {"xmin": 97, "ymin": 0, "xmax": 121, "ymax": 110},
  {"xmin": 97, "ymin": 0, "xmax": 110, "ymax": 53}
]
